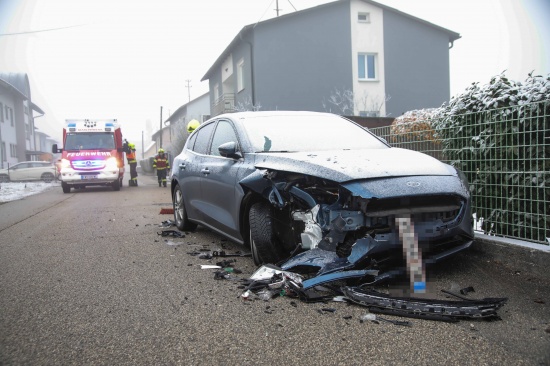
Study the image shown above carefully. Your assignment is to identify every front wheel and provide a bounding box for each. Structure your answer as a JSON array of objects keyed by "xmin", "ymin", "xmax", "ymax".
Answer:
[
  {"xmin": 62, "ymin": 182, "xmax": 71, "ymax": 193},
  {"xmin": 0, "ymin": 174, "xmax": 9, "ymax": 182},
  {"xmin": 112, "ymin": 178, "xmax": 120, "ymax": 191},
  {"xmin": 173, "ymin": 184, "xmax": 197, "ymax": 231},
  {"xmin": 249, "ymin": 202, "xmax": 282, "ymax": 265}
]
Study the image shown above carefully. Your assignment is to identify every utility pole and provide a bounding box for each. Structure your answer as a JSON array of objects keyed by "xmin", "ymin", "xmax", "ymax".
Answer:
[
  {"xmin": 185, "ymin": 80, "xmax": 192, "ymax": 102},
  {"xmin": 141, "ymin": 130, "xmax": 144, "ymax": 159},
  {"xmin": 275, "ymin": 0, "xmax": 280, "ymax": 16},
  {"xmin": 159, "ymin": 106, "xmax": 163, "ymax": 149}
]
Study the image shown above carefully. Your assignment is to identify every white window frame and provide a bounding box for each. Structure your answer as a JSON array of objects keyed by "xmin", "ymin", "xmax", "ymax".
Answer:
[
  {"xmin": 358, "ymin": 53, "xmax": 378, "ymax": 81},
  {"xmin": 214, "ymin": 83, "xmax": 220, "ymax": 101},
  {"xmin": 358, "ymin": 12, "xmax": 370, "ymax": 23},
  {"xmin": 237, "ymin": 59, "xmax": 244, "ymax": 92}
]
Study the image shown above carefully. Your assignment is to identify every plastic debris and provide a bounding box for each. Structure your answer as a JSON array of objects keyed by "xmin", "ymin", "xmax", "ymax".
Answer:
[
  {"xmin": 159, "ymin": 220, "xmax": 175, "ymax": 228},
  {"xmin": 200, "ymin": 265, "xmax": 222, "ymax": 269},
  {"xmin": 157, "ymin": 230, "xmax": 185, "ymax": 238},
  {"xmin": 360, "ymin": 313, "xmax": 377, "ymax": 322}
]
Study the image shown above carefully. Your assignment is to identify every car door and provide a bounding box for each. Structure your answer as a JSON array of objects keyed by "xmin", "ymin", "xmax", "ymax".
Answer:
[
  {"xmin": 9, "ymin": 163, "xmax": 28, "ymax": 181},
  {"xmin": 198, "ymin": 119, "xmax": 246, "ymax": 241},
  {"xmin": 175, "ymin": 121, "xmax": 216, "ymax": 222}
]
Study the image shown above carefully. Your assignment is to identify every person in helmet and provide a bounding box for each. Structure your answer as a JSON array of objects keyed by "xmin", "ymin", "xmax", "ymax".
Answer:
[
  {"xmin": 123, "ymin": 140, "xmax": 138, "ymax": 186},
  {"xmin": 187, "ymin": 119, "xmax": 200, "ymax": 134},
  {"xmin": 153, "ymin": 148, "xmax": 170, "ymax": 187}
]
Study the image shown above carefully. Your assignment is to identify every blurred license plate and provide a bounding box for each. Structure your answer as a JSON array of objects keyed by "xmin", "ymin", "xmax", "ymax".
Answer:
[{"xmin": 81, "ymin": 175, "xmax": 98, "ymax": 180}]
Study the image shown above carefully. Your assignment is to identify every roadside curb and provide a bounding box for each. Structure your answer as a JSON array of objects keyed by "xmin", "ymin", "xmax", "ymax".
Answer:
[{"xmin": 472, "ymin": 234, "xmax": 550, "ymax": 280}]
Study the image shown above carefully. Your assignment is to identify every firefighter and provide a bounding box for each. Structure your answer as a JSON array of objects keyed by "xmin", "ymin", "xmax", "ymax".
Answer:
[
  {"xmin": 153, "ymin": 148, "xmax": 170, "ymax": 187},
  {"xmin": 126, "ymin": 142, "xmax": 138, "ymax": 186},
  {"xmin": 187, "ymin": 119, "xmax": 200, "ymax": 134}
]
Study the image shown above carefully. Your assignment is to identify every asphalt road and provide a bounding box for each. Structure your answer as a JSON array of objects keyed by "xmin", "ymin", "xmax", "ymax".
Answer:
[{"xmin": 1, "ymin": 174, "xmax": 549, "ymax": 365}]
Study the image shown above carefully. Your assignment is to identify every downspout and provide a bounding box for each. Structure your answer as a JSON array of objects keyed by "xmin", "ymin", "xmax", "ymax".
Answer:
[{"xmin": 239, "ymin": 33, "xmax": 256, "ymax": 107}]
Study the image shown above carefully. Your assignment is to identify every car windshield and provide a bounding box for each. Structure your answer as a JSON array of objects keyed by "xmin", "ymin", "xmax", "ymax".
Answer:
[
  {"xmin": 65, "ymin": 132, "xmax": 116, "ymax": 150},
  {"xmin": 240, "ymin": 114, "xmax": 388, "ymax": 152}
]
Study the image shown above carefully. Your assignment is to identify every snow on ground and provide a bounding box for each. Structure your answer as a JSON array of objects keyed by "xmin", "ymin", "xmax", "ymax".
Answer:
[{"xmin": 0, "ymin": 181, "xmax": 60, "ymax": 203}]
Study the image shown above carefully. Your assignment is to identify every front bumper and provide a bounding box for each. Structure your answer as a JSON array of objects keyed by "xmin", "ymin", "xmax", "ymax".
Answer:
[{"xmin": 59, "ymin": 168, "xmax": 121, "ymax": 185}]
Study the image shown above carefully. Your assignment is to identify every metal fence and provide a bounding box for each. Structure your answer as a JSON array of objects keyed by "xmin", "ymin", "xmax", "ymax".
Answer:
[{"xmin": 369, "ymin": 100, "xmax": 549, "ymax": 245}]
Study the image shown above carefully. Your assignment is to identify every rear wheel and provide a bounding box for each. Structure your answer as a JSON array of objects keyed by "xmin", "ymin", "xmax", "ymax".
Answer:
[
  {"xmin": 249, "ymin": 201, "xmax": 282, "ymax": 265},
  {"xmin": 41, "ymin": 172, "xmax": 55, "ymax": 182},
  {"xmin": 62, "ymin": 183, "xmax": 71, "ymax": 193},
  {"xmin": 173, "ymin": 184, "xmax": 197, "ymax": 231}
]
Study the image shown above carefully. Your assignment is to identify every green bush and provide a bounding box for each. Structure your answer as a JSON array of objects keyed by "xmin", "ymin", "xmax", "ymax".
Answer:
[{"xmin": 433, "ymin": 72, "xmax": 550, "ymax": 243}]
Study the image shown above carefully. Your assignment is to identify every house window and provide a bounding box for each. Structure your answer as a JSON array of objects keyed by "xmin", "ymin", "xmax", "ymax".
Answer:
[
  {"xmin": 1, "ymin": 142, "xmax": 5, "ymax": 161},
  {"xmin": 237, "ymin": 59, "xmax": 244, "ymax": 92},
  {"xmin": 358, "ymin": 12, "xmax": 370, "ymax": 23},
  {"xmin": 0, "ymin": 103, "xmax": 3, "ymax": 123},
  {"xmin": 10, "ymin": 143, "xmax": 17, "ymax": 158},
  {"xmin": 358, "ymin": 53, "xmax": 377, "ymax": 80},
  {"xmin": 359, "ymin": 110, "xmax": 380, "ymax": 117},
  {"xmin": 9, "ymin": 108, "xmax": 14, "ymax": 126},
  {"xmin": 4, "ymin": 106, "xmax": 8, "ymax": 120}
]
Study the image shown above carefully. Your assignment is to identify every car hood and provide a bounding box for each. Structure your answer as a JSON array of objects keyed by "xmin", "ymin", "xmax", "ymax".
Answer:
[{"xmin": 253, "ymin": 148, "xmax": 454, "ymax": 182}]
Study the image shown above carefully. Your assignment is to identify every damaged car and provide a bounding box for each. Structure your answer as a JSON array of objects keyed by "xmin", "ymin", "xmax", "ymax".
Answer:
[{"xmin": 170, "ymin": 111, "xmax": 474, "ymax": 284}]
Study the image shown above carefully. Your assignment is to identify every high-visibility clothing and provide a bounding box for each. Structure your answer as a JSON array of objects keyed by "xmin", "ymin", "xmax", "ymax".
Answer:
[{"xmin": 153, "ymin": 155, "xmax": 170, "ymax": 170}]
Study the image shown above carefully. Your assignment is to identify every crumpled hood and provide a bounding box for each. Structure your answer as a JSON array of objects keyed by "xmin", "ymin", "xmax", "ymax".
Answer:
[{"xmin": 253, "ymin": 148, "xmax": 454, "ymax": 182}]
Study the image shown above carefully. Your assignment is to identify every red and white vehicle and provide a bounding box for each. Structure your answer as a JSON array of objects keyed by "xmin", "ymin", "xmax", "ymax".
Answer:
[{"xmin": 52, "ymin": 119, "xmax": 125, "ymax": 193}]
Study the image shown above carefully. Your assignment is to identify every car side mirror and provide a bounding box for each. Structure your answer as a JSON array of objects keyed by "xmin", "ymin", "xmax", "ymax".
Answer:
[
  {"xmin": 218, "ymin": 141, "xmax": 242, "ymax": 159},
  {"xmin": 52, "ymin": 144, "xmax": 63, "ymax": 153}
]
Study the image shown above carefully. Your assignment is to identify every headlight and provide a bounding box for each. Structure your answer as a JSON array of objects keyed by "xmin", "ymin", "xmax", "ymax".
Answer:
[
  {"xmin": 60, "ymin": 159, "xmax": 71, "ymax": 169},
  {"xmin": 105, "ymin": 157, "xmax": 119, "ymax": 170}
]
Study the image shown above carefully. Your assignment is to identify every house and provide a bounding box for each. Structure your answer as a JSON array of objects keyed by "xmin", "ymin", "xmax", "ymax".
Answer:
[
  {"xmin": 0, "ymin": 72, "xmax": 49, "ymax": 168},
  {"xmin": 201, "ymin": 0, "xmax": 460, "ymax": 118},
  {"xmin": 142, "ymin": 92, "xmax": 211, "ymax": 172}
]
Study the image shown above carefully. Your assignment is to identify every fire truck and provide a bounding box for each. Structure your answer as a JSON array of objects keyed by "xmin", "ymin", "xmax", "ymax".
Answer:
[{"xmin": 52, "ymin": 119, "xmax": 125, "ymax": 193}]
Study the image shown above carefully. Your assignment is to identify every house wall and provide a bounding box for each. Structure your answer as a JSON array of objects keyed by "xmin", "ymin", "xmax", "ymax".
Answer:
[
  {"xmin": 350, "ymin": 0, "xmax": 386, "ymax": 116},
  {"xmin": 0, "ymin": 91, "xmax": 18, "ymax": 166},
  {"xmin": 252, "ymin": 1, "xmax": 353, "ymax": 111},
  {"xmin": 186, "ymin": 93, "xmax": 210, "ymax": 122},
  {"xmin": 232, "ymin": 39, "xmax": 254, "ymax": 110},
  {"xmin": 382, "ymin": 8, "xmax": 452, "ymax": 116}
]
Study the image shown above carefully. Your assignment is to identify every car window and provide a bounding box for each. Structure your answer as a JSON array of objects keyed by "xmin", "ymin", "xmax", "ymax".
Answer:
[
  {"xmin": 192, "ymin": 122, "xmax": 215, "ymax": 155},
  {"xmin": 186, "ymin": 131, "xmax": 197, "ymax": 151},
  {"xmin": 209, "ymin": 120, "xmax": 239, "ymax": 156}
]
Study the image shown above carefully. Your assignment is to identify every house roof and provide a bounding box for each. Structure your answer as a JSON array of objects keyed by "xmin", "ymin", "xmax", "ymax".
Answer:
[
  {"xmin": 201, "ymin": 0, "xmax": 460, "ymax": 81},
  {"xmin": 0, "ymin": 72, "xmax": 45, "ymax": 114}
]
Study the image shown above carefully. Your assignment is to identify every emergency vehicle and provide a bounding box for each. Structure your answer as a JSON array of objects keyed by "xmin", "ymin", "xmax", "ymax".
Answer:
[{"xmin": 52, "ymin": 119, "xmax": 125, "ymax": 193}]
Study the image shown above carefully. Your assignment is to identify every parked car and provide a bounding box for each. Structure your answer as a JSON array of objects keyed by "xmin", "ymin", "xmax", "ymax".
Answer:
[
  {"xmin": 0, "ymin": 161, "xmax": 57, "ymax": 182},
  {"xmin": 170, "ymin": 111, "xmax": 474, "ymax": 277}
]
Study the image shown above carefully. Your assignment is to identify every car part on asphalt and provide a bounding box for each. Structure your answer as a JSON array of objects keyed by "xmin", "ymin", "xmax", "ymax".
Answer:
[
  {"xmin": 158, "ymin": 230, "xmax": 186, "ymax": 238},
  {"xmin": 341, "ymin": 287, "xmax": 507, "ymax": 322}
]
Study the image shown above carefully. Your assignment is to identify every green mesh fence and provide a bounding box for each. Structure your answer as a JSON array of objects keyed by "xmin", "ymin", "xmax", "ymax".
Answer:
[{"xmin": 369, "ymin": 100, "xmax": 549, "ymax": 245}]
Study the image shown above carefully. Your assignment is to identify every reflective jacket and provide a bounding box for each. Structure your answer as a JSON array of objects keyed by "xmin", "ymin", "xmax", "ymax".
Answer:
[
  {"xmin": 126, "ymin": 150, "xmax": 136, "ymax": 164},
  {"xmin": 153, "ymin": 154, "xmax": 170, "ymax": 170}
]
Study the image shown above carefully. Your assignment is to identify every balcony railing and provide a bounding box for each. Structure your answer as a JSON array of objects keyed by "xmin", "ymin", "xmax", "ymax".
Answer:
[{"xmin": 212, "ymin": 93, "xmax": 235, "ymax": 116}]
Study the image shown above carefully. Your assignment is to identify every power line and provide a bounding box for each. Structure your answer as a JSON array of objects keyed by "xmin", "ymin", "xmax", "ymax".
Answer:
[{"xmin": 0, "ymin": 24, "xmax": 87, "ymax": 37}]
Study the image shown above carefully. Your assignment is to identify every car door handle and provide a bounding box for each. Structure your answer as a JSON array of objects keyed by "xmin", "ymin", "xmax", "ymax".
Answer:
[
  {"xmin": 201, "ymin": 168, "xmax": 210, "ymax": 175},
  {"xmin": 179, "ymin": 163, "xmax": 186, "ymax": 170}
]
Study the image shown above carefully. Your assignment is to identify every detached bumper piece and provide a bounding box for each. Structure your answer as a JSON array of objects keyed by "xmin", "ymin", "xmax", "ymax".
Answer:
[{"xmin": 341, "ymin": 287, "xmax": 507, "ymax": 323}]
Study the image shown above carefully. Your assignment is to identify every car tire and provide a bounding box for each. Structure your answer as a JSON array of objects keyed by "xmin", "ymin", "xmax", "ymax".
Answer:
[
  {"xmin": 0, "ymin": 174, "xmax": 9, "ymax": 182},
  {"xmin": 112, "ymin": 179, "xmax": 120, "ymax": 191},
  {"xmin": 173, "ymin": 184, "xmax": 197, "ymax": 231},
  {"xmin": 41, "ymin": 172, "xmax": 55, "ymax": 182},
  {"xmin": 249, "ymin": 201, "xmax": 282, "ymax": 265},
  {"xmin": 62, "ymin": 182, "xmax": 71, "ymax": 193}
]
